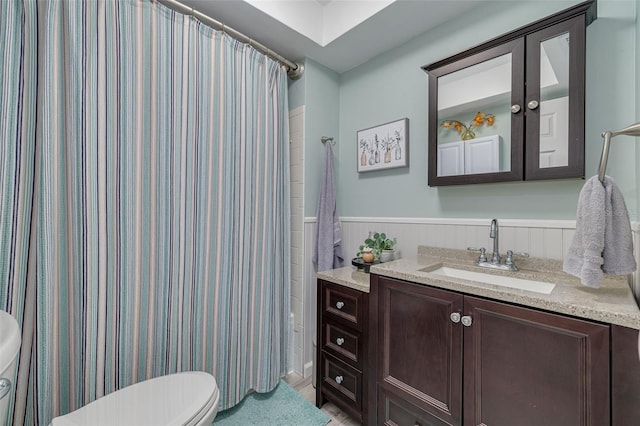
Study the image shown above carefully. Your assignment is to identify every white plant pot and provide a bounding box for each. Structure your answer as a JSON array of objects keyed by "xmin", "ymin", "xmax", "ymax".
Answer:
[{"xmin": 380, "ymin": 250, "xmax": 395, "ymax": 262}]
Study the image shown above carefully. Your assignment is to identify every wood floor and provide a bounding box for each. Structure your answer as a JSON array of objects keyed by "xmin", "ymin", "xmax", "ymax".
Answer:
[{"xmin": 285, "ymin": 373, "xmax": 361, "ymax": 426}]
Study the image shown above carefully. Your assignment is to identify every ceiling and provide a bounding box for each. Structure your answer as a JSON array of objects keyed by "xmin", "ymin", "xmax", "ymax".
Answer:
[{"xmin": 177, "ymin": 0, "xmax": 487, "ymax": 74}]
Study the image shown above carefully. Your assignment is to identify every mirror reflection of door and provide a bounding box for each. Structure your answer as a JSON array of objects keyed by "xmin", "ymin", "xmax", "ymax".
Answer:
[
  {"xmin": 538, "ymin": 32, "xmax": 570, "ymax": 168},
  {"xmin": 436, "ymin": 54, "xmax": 513, "ymax": 177}
]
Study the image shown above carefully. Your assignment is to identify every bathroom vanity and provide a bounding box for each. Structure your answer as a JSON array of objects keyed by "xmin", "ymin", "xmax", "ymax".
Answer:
[{"xmin": 316, "ymin": 247, "xmax": 640, "ymax": 425}]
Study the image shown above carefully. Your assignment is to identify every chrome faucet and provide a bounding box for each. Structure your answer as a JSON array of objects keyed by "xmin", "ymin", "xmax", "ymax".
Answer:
[
  {"xmin": 467, "ymin": 218, "xmax": 529, "ymax": 271},
  {"xmin": 490, "ymin": 218, "xmax": 500, "ymax": 264}
]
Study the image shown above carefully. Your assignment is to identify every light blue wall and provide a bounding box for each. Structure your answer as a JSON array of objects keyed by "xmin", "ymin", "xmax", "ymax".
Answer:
[
  {"xmin": 330, "ymin": 0, "xmax": 639, "ymax": 221},
  {"xmin": 587, "ymin": 0, "xmax": 638, "ymax": 219},
  {"xmin": 288, "ymin": 68, "xmax": 305, "ymax": 111},
  {"xmin": 295, "ymin": 59, "xmax": 340, "ymax": 217}
]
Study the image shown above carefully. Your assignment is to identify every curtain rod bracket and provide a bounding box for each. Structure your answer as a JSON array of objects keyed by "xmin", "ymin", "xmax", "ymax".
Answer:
[{"xmin": 288, "ymin": 62, "xmax": 304, "ymax": 80}]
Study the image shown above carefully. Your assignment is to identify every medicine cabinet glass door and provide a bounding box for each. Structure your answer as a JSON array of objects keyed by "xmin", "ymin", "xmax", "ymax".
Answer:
[
  {"xmin": 524, "ymin": 17, "xmax": 586, "ymax": 180},
  {"xmin": 431, "ymin": 40, "xmax": 525, "ymax": 184}
]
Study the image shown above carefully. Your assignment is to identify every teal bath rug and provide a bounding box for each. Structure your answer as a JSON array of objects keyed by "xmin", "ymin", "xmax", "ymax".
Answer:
[{"xmin": 213, "ymin": 380, "xmax": 330, "ymax": 426}]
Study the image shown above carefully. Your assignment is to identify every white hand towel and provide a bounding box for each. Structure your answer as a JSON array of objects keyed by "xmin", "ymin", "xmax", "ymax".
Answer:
[{"xmin": 563, "ymin": 176, "xmax": 636, "ymax": 287}]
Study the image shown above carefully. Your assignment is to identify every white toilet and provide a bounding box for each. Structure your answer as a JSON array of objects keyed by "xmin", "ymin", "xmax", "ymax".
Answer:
[
  {"xmin": 0, "ymin": 310, "xmax": 22, "ymax": 426},
  {"xmin": 50, "ymin": 371, "xmax": 220, "ymax": 426},
  {"xmin": 0, "ymin": 310, "xmax": 220, "ymax": 426}
]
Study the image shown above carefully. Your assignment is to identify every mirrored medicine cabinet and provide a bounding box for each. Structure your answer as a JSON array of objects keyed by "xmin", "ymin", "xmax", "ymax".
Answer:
[{"xmin": 423, "ymin": 0, "xmax": 597, "ymax": 186}]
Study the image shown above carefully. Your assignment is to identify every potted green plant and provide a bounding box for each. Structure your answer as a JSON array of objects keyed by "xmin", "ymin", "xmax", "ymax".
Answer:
[{"xmin": 357, "ymin": 232, "xmax": 397, "ymax": 262}]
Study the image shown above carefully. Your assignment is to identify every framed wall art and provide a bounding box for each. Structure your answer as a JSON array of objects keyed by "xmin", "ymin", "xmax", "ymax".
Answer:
[{"xmin": 357, "ymin": 118, "xmax": 409, "ymax": 172}]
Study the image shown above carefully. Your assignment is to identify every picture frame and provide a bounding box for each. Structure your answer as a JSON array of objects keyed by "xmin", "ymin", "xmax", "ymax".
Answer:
[{"xmin": 357, "ymin": 118, "xmax": 409, "ymax": 172}]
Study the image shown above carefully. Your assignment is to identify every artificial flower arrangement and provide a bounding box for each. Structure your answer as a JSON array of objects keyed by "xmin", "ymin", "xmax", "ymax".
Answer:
[{"xmin": 439, "ymin": 111, "xmax": 495, "ymax": 140}]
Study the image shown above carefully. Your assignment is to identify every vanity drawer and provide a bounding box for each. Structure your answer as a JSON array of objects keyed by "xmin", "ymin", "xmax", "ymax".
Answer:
[
  {"xmin": 323, "ymin": 320, "xmax": 362, "ymax": 369},
  {"xmin": 320, "ymin": 351, "xmax": 362, "ymax": 410},
  {"xmin": 321, "ymin": 281, "xmax": 364, "ymax": 330}
]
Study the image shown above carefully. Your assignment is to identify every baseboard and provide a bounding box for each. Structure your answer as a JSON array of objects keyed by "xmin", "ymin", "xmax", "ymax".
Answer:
[{"xmin": 303, "ymin": 361, "xmax": 313, "ymax": 379}]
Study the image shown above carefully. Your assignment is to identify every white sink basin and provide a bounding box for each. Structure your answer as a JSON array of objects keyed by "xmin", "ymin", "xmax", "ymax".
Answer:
[{"xmin": 428, "ymin": 266, "xmax": 556, "ymax": 295}]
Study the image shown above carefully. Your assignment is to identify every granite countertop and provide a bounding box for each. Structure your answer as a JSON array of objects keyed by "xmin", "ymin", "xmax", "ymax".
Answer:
[
  {"xmin": 317, "ymin": 266, "xmax": 371, "ymax": 293},
  {"xmin": 318, "ymin": 246, "xmax": 640, "ymax": 330}
]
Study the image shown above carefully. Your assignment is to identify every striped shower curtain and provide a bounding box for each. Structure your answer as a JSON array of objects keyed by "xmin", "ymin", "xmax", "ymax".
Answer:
[
  {"xmin": 0, "ymin": 1, "xmax": 38, "ymax": 425},
  {"xmin": 2, "ymin": 1, "xmax": 291, "ymax": 424}
]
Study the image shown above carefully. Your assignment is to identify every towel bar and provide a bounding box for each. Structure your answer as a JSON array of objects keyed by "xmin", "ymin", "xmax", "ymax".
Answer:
[
  {"xmin": 321, "ymin": 136, "xmax": 335, "ymax": 145},
  {"xmin": 598, "ymin": 121, "xmax": 640, "ymax": 182}
]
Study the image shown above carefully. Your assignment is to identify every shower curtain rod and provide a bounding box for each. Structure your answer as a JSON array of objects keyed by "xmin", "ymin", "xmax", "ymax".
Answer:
[{"xmin": 156, "ymin": 0, "xmax": 304, "ymax": 80}]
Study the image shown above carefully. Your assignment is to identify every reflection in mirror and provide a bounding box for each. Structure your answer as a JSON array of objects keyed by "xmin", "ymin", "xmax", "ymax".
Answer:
[
  {"xmin": 538, "ymin": 32, "xmax": 570, "ymax": 168},
  {"xmin": 436, "ymin": 54, "xmax": 513, "ymax": 177}
]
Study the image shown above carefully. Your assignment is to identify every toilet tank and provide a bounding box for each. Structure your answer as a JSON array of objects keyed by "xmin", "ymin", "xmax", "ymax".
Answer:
[{"xmin": 0, "ymin": 310, "xmax": 21, "ymax": 426}]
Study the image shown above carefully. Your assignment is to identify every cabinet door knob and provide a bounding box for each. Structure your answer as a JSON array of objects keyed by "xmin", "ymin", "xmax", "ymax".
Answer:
[
  {"xmin": 510, "ymin": 104, "xmax": 521, "ymax": 113},
  {"xmin": 335, "ymin": 375, "xmax": 343, "ymax": 385},
  {"xmin": 336, "ymin": 337, "xmax": 345, "ymax": 346},
  {"xmin": 335, "ymin": 301, "xmax": 344, "ymax": 310},
  {"xmin": 461, "ymin": 315, "xmax": 473, "ymax": 327},
  {"xmin": 450, "ymin": 312, "xmax": 461, "ymax": 323},
  {"xmin": 527, "ymin": 100, "xmax": 539, "ymax": 110}
]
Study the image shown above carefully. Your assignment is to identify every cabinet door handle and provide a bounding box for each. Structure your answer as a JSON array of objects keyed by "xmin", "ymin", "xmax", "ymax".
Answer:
[
  {"xmin": 461, "ymin": 315, "xmax": 473, "ymax": 327},
  {"xmin": 335, "ymin": 301, "xmax": 344, "ymax": 310},
  {"xmin": 335, "ymin": 375, "xmax": 343, "ymax": 385},
  {"xmin": 510, "ymin": 104, "xmax": 521, "ymax": 113},
  {"xmin": 336, "ymin": 337, "xmax": 345, "ymax": 346},
  {"xmin": 450, "ymin": 313, "xmax": 461, "ymax": 323},
  {"xmin": 527, "ymin": 100, "xmax": 539, "ymax": 110}
]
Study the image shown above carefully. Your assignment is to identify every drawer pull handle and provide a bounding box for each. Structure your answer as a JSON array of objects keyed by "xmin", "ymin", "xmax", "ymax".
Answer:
[
  {"xmin": 335, "ymin": 375, "xmax": 343, "ymax": 385},
  {"xmin": 336, "ymin": 337, "xmax": 345, "ymax": 346},
  {"xmin": 450, "ymin": 313, "xmax": 461, "ymax": 323},
  {"xmin": 335, "ymin": 301, "xmax": 345, "ymax": 310},
  {"xmin": 461, "ymin": 315, "xmax": 473, "ymax": 327}
]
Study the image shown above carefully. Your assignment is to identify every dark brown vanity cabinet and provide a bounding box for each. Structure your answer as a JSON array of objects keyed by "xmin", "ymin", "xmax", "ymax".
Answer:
[
  {"xmin": 611, "ymin": 324, "xmax": 640, "ymax": 425},
  {"xmin": 463, "ymin": 295, "xmax": 610, "ymax": 426},
  {"xmin": 373, "ymin": 275, "xmax": 463, "ymax": 425},
  {"xmin": 370, "ymin": 274, "xmax": 611, "ymax": 426},
  {"xmin": 424, "ymin": 1, "xmax": 596, "ymax": 186},
  {"xmin": 316, "ymin": 280, "xmax": 370, "ymax": 423}
]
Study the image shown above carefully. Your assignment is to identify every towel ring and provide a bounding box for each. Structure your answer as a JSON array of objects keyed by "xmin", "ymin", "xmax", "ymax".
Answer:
[{"xmin": 597, "ymin": 121, "xmax": 640, "ymax": 182}]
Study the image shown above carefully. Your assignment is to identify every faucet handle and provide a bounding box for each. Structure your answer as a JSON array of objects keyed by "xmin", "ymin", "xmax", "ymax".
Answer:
[
  {"xmin": 505, "ymin": 250, "xmax": 529, "ymax": 265},
  {"xmin": 467, "ymin": 247, "xmax": 487, "ymax": 263}
]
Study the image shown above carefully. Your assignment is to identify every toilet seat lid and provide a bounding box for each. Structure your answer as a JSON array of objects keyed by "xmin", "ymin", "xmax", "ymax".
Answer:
[{"xmin": 50, "ymin": 371, "xmax": 218, "ymax": 426}]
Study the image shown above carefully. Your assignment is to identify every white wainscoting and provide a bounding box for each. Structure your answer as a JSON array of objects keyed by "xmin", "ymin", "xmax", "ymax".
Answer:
[{"xmin": 302, "ymin": 217, "xmax": 640, "ymax": 375}]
